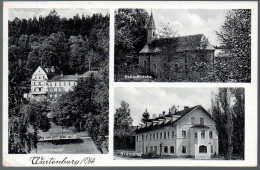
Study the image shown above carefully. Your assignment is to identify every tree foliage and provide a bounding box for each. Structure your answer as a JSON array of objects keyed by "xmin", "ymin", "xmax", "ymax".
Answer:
[
  {"xmin": 141, "ymin": 109, "xmax": 150, "ymax": 123},
  {"xmin": 216, "ymin": 9, "xmax": 251, "ymax": 82},
  {"xmin": 211, "ymin": 88, "xmax": 245, "ymax": 159}
]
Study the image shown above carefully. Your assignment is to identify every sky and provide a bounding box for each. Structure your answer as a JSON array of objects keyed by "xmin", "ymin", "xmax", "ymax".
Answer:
[
  {"xmin": 149, "ymin": 9, "xmax": 230, "ymax": 46},
  {"xmin": 8, "ymin": 8, "xmax": 109, "ymax": 21},
  {"xmin": 114, "ymin": 87, "xmax": 218, "ymax": 126}
]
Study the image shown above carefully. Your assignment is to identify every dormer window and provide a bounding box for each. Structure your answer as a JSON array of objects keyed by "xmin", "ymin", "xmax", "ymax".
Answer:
[{"xmin": 191, "ymin": 117, "xmax": 195, "ymax": 124}]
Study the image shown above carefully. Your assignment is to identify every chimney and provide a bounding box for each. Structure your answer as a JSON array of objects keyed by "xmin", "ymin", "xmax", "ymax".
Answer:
[
  {"xmin": 184, "ymin": 106, "xmax": 189, "ymax": 110},
  {"xmin": 162, "ymin": 111, "xmax": 166, "ymax": 116}
]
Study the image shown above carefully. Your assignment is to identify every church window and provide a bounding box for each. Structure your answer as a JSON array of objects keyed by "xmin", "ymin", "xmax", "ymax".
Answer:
[
  {"xmin": 175, "ymin": 63, "xmax": 179, "ymax": 72},
  {"xmin": 199, "ymin": 145, "xmax": 207, "ymax": 153},
  {"xmin": 154, "ymin": 63, "xmax": 157, "ymax": 71},
  {"xmin": 153, "ymin": 31, "xmax": 155, "ymax": 37}
]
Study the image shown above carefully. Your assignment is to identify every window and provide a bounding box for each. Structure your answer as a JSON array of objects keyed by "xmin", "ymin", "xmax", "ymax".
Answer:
[
  {"xmin": 154, "ymin": 63, "xmax": 157, "ymax": 71},
  {"xmin": 142, "ymin": 135, "xmax": 144, "ymax": 141},
  {"xmin": 146, "ymin": 146, "xmax": 148, "ymax": 153},
  {"xmin": 156, "ymin": 133, "xmax": 158, "ymax": 140},
  {"xmin": 201, "ymin": 130, "xmax": 205, "ymax": 139},
  {"xmin": 144, "ymin": 60, "xmax": 147, "ymax": 68},
  {"xmin": 146, "ymin": 135, "xmax": 148, "ymax": 140},
  {"xmin": 167, "ymin": 131, "xmax": 170, "ymax": 138},
  {"xmin": 150, "ymin": 146, "xmax": 153, "ymax": 152},
  {"xmin": 200, "ymin": 118, "xmax": 204, "ymax": 125},
  {"xmin": 154, "ymin": 146, "xmax": 157, "ymax": 153},
  {"xmin": 182, "ymin": 130, "xmax": 186, "ymax": 138},
  {"xmin": 136, "ymin": 136, "xmax": 138, "ymax": 142},
  {"xmin": 211, "ymin": 145, "xmax": 213, "ymax": 153},
  {"xmin": 172, "ymin": 131, "xmax": 174, "ymax": 138},
  {"xmin": 182, "ymin": 146, "xmax": 186, "ymax": 153},
  {"xmin": 150, "ymin": 134, "xmax": 152, "ymax": 140},
  {"xmin": 164, "ymin": 132, "xmax": 166, "ymax": 139},
  {"xmin": 209, "ymin": 131, "xmax": 213, "ymax": 138},
  {"xmin": 199, "ymin": 145, "xmax": 207, "ymax": 153},
  {"xmin": 164, "ymin": 146, "xmax": 168, "ymax": 153},
  {"xmin": 153, "ymin": 134, "xmax": 155, "ymax": 140},
  {"xmin": 39, "ymin": 88, "xmax": 41, "ymax": 91},
  {"xmin": 170, "ymin": 146, "xmax": 174, "ymax": 153},
  {"xmin": 160, "ymin": 133, "xmax": 162, "ymax": 139},
  {"xmin": 175, "ymin": 63, "xmax": 179, "ymax": 72},
  {"xmin": 195, "ymin": 132, "xmax": 198, "ymax": 138},
  {"xmin": 191, "ymin": 117, "xmax": 195, "ymax": 124}
]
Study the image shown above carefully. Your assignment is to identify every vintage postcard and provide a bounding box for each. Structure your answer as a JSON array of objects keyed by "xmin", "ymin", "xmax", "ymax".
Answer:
[{"xmin": 2, "ymin": 1, "xmax": 258, "ymax": 167}]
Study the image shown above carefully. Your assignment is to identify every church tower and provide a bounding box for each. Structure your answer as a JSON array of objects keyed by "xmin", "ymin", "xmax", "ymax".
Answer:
[{"xmin": 147, "ymin": 10, "xmax": 156, "ymax": 44}]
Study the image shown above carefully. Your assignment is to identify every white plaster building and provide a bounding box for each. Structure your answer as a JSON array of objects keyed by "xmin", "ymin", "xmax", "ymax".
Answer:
[
  {"xmin": 28, "ymin": 66, "xmax": 99, "ymax": 99},
  {"xmin": 134, "ymin": 105, "xmax": 218, "ymax": 159}
]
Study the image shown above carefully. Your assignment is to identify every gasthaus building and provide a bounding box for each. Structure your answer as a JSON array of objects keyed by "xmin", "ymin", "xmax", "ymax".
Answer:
[{"xmin": 134, "ymin": 105, "xmax": 218, "ymax": 159}]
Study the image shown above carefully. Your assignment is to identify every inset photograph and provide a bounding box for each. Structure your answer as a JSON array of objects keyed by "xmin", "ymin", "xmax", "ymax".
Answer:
[
  {"xmin": 114, "ymin": 87, "xmax": 244, "ymax": 160},
  {"xmin": 114, "ymin": 9, "xmax": 251, "ymax": 82},
  {"xmin": 8, "ymin": 8, "xmax": 109, "ymax": 154}
]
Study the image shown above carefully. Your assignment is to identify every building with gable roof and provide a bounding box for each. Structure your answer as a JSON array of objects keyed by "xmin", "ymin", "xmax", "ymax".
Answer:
[
  {"xmin": 139, "ymin": 11, "xmax": 215, "ymax": 81},
  {"xmin": 28, "ymin": 66, "xmax": 100, "ymax": 99},
  {"xmin": 134, "ymin": 105, "xmax": 218, "ymax": 159}
]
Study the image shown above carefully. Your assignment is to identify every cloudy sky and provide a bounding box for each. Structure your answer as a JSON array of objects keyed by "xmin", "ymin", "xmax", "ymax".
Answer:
[
  {"xmin": 115, "ymin": 87, "xmax": 218, "ymax": 126},
  {"xmin": 149, "ymin": 9, "xmax": 229, "ymax": 46},
  {"xmin": 9, "ymin": 8, "xmax": 109, "ymax": 21}
]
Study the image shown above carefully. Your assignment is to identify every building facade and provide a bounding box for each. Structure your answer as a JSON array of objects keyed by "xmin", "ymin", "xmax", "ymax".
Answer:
[
  {"xmin": 29, "ymin": 66, "xmax": 98, "ymax": 99},
  {"xmin": 134, "ymin": 105, "xmax": 218, "ymax": 159},
  {"xmin": 139, "ymin": 12, "xmax": 215, "ymax": 81}
]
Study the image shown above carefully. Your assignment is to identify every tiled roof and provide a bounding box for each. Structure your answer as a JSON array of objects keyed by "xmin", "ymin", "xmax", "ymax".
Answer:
[
  {"xmin": 139, "ymin": 34, "xmax": 215, "ymax": 54},
  {"xmin": 134, "ymin": 105, "xmax": 213, "ymax": 134},
  {"xmin": 49, "ymin": 75, "xmax": 78, "ymax": 81}
]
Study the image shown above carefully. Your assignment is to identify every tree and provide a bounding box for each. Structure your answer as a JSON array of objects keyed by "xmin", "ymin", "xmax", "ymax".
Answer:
[
  {"xmin": 114, "ymin": 9, "xmax": 149, "ymax": 76},
  {"xmin": 216, "ymin": 9, "xmax": 251, "ymax": 82},
  {"xmin": 157, "ymin": 22, "xmax": 178, "ymax": 38},
  {"xmin": 141, "ymin": 109, "xmax": 150, "ymax": 123},
  {"xmin": 114, "ymin": 100, "xmax": 134, "ymax": 150},
  {"xmin": 211, "ymin": 87, "xmax": 245, "ymax": 159},
  {"xmin": 114, "ymin": 100, "xmax": 133, "ymax": 131}
]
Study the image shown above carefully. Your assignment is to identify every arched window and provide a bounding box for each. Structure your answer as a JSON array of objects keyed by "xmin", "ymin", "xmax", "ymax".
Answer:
[
  {"xmin": 199, "ymin": 145, "xmax": 207, "ymax": 153},
  {"xmin": 175, "ymin": 63, "xmax": 179, "ymax": 72}
]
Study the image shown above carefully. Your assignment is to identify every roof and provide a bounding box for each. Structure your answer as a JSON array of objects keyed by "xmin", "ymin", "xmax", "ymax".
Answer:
[
  {"xmin": 134, "ymin": 105, "xmax": 214, "ymax": 134},
  {"xmin": 147, "ymin": 11, "xmax": 156, "ymax": 29},
  {"xmin": 81, "ymin": 71, "xmax": 101, "ymax": 78},
  {"xmin": 49, "ymin": 75, "xmax": 79, "ymax": 81},
  {"xmin": 139, "ymin": 34, "xmax": 215, "ymax": 54}
]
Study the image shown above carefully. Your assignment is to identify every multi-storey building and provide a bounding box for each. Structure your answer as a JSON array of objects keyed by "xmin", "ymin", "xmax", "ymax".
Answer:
[
  {"xmin": 134, "ymin": 105, "xmax": 218, "ymax": 159},
  {"xmin": 28, "ymin": 66, "xmax": 98, "ymax": 99}
]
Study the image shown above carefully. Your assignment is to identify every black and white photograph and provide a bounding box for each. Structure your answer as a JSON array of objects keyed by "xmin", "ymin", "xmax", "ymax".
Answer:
[
  {"xmin": 114, "ymin": 87, "xmax": 245, "ymax": 160},
  {"xmin": 114, "ymin": 9, "xmax": 251, "ymax": 82},
  {"xmin": 8, "ymin": 8, "xmax": 109, "ymax": 154}
]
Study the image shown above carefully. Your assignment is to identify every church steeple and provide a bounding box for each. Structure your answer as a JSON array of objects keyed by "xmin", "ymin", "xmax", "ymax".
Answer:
[{"xmin": 147, "ymin": 10, "xmax": 156, "ymax": 44}]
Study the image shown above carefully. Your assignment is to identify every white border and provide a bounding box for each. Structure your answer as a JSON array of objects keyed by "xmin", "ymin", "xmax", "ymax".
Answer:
[{"xmin": 3, "ymin": 1, "xmax": 258, "ymax": 167}]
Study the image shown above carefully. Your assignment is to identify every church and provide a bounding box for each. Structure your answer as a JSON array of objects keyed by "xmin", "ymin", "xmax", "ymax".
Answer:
[{"xmin": 139, "ymin": 12, "xmax": 216, "ymax": 81}]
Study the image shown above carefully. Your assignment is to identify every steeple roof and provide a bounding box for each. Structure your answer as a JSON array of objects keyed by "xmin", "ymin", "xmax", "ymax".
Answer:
[{"xmin": 147, "ymin": 10, "xmax": 156, "ymax": 29}]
